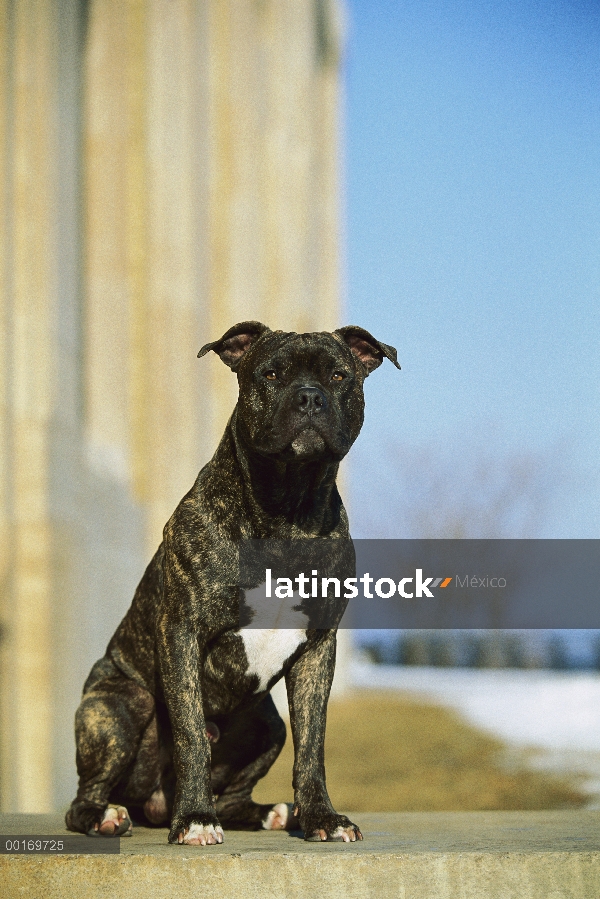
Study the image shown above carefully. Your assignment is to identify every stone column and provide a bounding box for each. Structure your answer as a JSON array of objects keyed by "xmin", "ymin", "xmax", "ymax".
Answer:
[
  {"xmin": 204, "ymin": 0, "xmax": 345, "ymax": 441},
  {"xmin": 0, "ymin": 0, "xmax": 60, "ymax": 812},
  {"xmin": 144, "ymin": 0, "xmax": 212, "ymax": 547},
  {"xmin": 0, "ymin": 0, "xmax": 347, "ymax": 812}
]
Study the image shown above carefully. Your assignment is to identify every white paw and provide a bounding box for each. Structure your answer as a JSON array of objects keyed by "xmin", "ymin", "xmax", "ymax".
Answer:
[
  {"xmin": 262, "ymin": 802, "xmax": 293, "ymax": 831},
  {"xmin": 92, "ymin": 805, "xmax": 132, "ymax": 837},
  {"xmin": 330, "ymin": 825, "xmax": 360, "ymax": 842},
  {"xmin": 178, "ymin": 823, "xmax": 224, "ymax": 846}
]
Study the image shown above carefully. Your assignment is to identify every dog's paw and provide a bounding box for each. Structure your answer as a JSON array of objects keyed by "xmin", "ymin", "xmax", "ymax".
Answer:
[
  {"xmin": 89, "ymin": 805, "xmax": 133, "ymax": 837},
  {"xmin": 262, "ymin": 803, "xmax": 299, "ymax": 831},
  {"xmin": 313, "ymin": 823, "xmax": 363, "ymax": 842},
  {"xmin": 206, "ymin": 721, "xmax": 220, "ymax": 743},
  {"xmin": 169, "ymin": 814, "xmax": 224, "ymax": 846},
  {"xmin": 143, "ymin": 788, "xmax": 169, "ymax": 825},
  {"xmin": 178, "ymin": 823, "xmax": 224, "ymax": 846},
  {"xmin": 301, "ymin": 811, "xmax": 363, "ymax": 843}
]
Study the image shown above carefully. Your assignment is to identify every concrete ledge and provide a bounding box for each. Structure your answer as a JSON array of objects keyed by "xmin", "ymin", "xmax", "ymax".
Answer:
[{"xmin": 1, "ymin": 811, "xmax": 598, "ymax": 899}]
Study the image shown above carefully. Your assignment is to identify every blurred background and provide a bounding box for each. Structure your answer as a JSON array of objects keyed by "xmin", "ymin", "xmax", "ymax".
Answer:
[{"xmin": 1, "ymin": 0, "xmax": 599, "ymax": 815}]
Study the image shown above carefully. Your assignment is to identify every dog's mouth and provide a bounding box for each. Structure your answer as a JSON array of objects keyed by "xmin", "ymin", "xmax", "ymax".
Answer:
[
  {"xmin": 290, "ymin": 427, "xmax": 326, "ymax": 458},
  {"xmin": 250, "ymin": 413, "xmax": 351, "ymax": 462}
]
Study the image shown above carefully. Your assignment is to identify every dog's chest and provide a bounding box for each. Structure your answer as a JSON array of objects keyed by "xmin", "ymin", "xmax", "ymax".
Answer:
[{"xmin": 239, "ymin": 629, "xmax": 307, "ymax": 691}]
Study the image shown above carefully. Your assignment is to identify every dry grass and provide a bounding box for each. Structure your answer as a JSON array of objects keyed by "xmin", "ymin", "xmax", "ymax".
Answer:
[{"xmin": 253, "ymin": 691, "xmax": 587, "ymax": 811}]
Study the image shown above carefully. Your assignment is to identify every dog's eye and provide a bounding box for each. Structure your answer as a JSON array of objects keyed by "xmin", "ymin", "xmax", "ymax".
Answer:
[
  {"xmin": 331, "ymin": 371, "xmax": 345, "ymax": 382},
  {"xmin": 264, "ymin": 370, "xmax": 278, "ymax": 381}
]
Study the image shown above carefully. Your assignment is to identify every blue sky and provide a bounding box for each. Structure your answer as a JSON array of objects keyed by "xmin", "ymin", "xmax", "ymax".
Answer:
[{"xmin": 344, "ymin": 0, "xmax": 600, "ymax": 538}]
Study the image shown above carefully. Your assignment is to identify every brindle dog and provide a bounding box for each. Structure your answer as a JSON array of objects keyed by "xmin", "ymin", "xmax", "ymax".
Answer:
[{"xmin": 66, "ymin": 322, "xmax": 400, "ymax": 845}]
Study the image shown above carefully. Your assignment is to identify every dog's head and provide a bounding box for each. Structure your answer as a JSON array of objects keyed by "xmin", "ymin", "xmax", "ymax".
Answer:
[{"xmin": 199, "ymin": 322, "xmax": 400, "ymax": 462}]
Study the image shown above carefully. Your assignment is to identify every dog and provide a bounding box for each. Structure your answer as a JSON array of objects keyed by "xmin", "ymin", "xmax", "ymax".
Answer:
[{"xmin": 65, "ymin": 321, "xmax": 400, "ymax": 845}]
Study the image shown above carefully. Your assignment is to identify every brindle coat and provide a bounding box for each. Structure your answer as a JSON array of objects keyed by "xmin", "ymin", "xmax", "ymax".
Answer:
[{"xmin": 65, "ymin": 322, "xmax": 400, "ymax": 845}]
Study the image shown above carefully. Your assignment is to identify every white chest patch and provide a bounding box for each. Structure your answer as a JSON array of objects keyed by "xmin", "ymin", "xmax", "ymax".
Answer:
[{"xmin": 239, "ymin": 629, "xmax": 307, "ymax": 692}]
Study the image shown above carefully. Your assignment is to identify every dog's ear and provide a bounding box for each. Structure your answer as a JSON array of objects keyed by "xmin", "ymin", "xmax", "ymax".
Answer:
[
  {"xmin": 334, "ymin": 326, "xmax": 400, "ymax": 375},
  {"xmin": 198, "ymin": 321, "xmax": 271, "ymax": 369}
]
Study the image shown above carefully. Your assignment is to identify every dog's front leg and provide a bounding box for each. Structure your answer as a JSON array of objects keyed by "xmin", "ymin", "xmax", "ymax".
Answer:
[
  {"xmin": 285, "ymin": 631, "xmax": 363, "ymax": 842},
  {"xmin": 156, "ymin": 609, "xmax": 223, "ymax": 846}
]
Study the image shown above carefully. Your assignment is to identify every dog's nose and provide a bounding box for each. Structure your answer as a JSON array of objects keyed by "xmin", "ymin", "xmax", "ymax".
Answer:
[{"xmin": 293, "ymin": 386, "xmax": 327, "ymax": 415}]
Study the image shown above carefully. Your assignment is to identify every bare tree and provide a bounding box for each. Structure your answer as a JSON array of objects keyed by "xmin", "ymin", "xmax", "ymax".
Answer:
[
  {"xmin": 354, "ymin": 433, "xmax": 564, "ymax": 539},
  {"xmin": 351, "ymin": 431, "xmax": 582, "ymax": 668}
]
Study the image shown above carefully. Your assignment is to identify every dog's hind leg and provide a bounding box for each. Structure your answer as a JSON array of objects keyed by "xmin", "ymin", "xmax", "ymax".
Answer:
[
  {"xmin": 212, "ymin": 693, "xmax": 299, "ymax": 831},
  {"xmin": 65, "ymin": 657, "xmax": 155, "ymax": 836}
]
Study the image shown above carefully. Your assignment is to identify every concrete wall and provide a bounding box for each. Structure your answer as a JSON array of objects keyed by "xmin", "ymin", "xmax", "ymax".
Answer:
[
  {"xmin": 0, "ymin": 0, "xmax": 344, "ymax": 812},
  {"xmin": 3, "ymin": 811, "xmax": 600, "ymax": 899}
]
